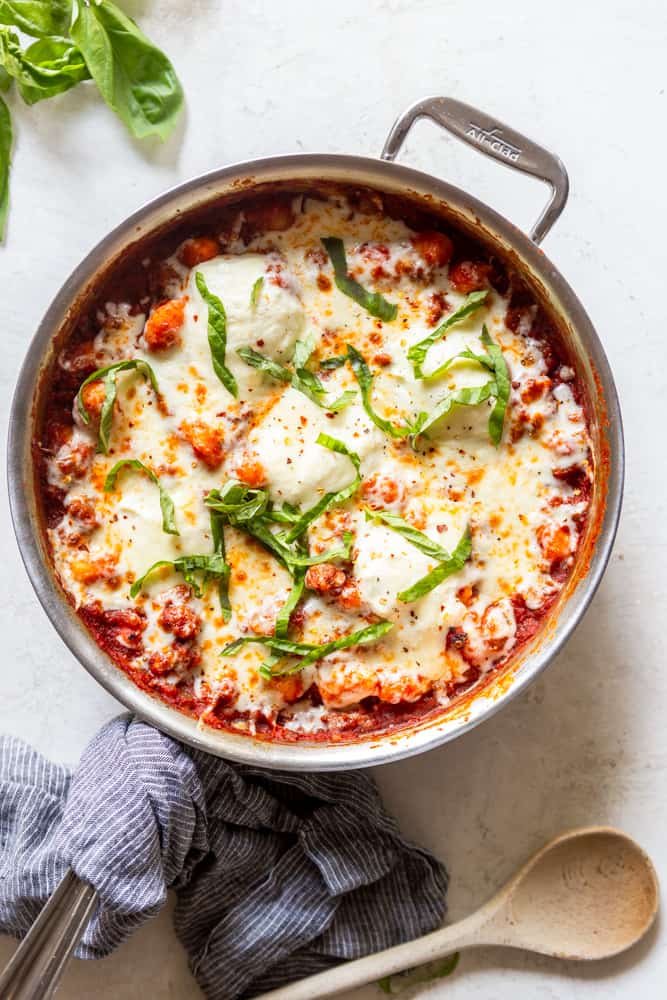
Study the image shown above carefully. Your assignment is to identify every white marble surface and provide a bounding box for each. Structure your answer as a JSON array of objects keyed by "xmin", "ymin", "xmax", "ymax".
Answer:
[{"xmin": 1, "ymin": 0, "xmax": 666, "ymax": 996}]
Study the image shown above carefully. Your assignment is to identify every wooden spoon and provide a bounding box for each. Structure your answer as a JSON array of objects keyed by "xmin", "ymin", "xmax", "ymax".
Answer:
[{"xmin": 256, "ymin": 826, "xmax": 659, "ymax": 1000}]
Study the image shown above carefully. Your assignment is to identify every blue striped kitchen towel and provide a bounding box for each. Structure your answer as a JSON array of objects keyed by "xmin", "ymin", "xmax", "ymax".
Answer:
[{"xmin": 0, "ymin": 714, "xmax": 448, "ymax": 999}]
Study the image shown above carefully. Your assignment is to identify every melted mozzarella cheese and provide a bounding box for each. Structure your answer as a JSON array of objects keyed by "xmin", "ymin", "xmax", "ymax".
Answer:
[{"xmin": 45, "ymin": 195, "xmax": 594, "ymax": 737}]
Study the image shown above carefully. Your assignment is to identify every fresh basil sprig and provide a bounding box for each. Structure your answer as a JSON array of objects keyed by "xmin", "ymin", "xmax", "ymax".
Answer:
[
  {"xmin": 130, "ymin": 552, "xmax": 229, "ymax": 600},
  {"xmin": 195, "ymin": 271, "xmax": 238, "ymax": 398},
  {"xmin": 0, "ymin": 94, "xmax": 9, "ymax": 239},
  {"xmin": 321, "ymin": 236, "xmax": 398, "ymax": 322},
  {"xmin": 408, "ymin": 290, "xmax": 488, "ymax": 379},
  {"xmin": 397, "ymin": 526, "xmax": 472, "ymax": 603},
  {"xmin": 250, "ymin": 275, "xmax": 264, "ymax": 308},
  {"xmin": 0, "ymin": 1, "xmax": 73, "ymax": 38},
  {"xmin": 238, "ymin": 341, "xmax": 356, "ymax": 412},
  {"xmin": 282, "ymin": 433, "xmax": 361, "ymax": 542},
  {"xmin": 70, "ymin": 0, "xmax": 183, "ymax": 141},
  {"xmin": 103, "ymin": 458, "xmax": 178, "ymax": 535},
  {"xmin": 0, "ymin": 0, "xmax": 184, "ymax": 241},
  {"xmin": 76, "ymin": 359, "xmax": 159, "ymax": 454},
  {"xmin": 346, "ymin": 344, "xmax": 423, "ymax": 439},
  {"xmin": 0, "ymin": 29, "xmax": 90, "ymax": 104},
  {"xmin": 222, "ymin": 620, "xmax": 394, "ymax": 678}
]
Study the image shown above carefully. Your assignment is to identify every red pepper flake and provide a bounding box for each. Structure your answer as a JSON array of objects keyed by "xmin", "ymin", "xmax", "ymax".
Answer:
[{"xmin": 436, "ymin": 524, "xmax": 448, "ymax": 533}]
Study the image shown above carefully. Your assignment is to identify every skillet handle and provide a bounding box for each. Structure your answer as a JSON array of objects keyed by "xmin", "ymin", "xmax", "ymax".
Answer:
[
  {"xmin": 381, "ymin": 96, "xmax": 569, "ymax": 245},
  {"xmin": 0, "ymin": 870, "xmax": 98, "ymax": 999}
]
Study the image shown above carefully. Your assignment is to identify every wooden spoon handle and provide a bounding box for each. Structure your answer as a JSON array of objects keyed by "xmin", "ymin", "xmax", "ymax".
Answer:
[{"xmin": 253, "ymin": 918, "xmax": 486, "ymax": 1000}]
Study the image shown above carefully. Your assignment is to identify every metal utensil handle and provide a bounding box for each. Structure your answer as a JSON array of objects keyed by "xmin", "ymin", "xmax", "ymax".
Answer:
[
  {"xmin": 0, "ymin": 870, "xmax": 98, "ymax": 1000},
  {"xmin": 381, "ymin": 96, "xmax": 569, "ymax": 245}
]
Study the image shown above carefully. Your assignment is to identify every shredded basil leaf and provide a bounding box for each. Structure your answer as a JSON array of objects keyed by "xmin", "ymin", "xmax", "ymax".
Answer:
[
  {"xmin": 321, "ymin": 236, "xmax": 397, "ymax": 321},
  {"xmin": 480, "ymin": 325, "xmax": 510, "ymax": 446},
  {"xmin": 319, "ymin": 354, "xmax": 347, "ymax": 370},
  {"xmin": 0, "ymin": 93, "xmax": 10, "ymax": 240},
  {"xmin": 408, "ymin": 290, "xmax": 488, "ymax": 379},
  {"xmin": 103, "ymin": 458, "xmax": 178, "ymax": 535},
  {"xmin": 196, "ymin": 270, "xmax": 238, "ymax": 398},
  {"xmin": 205, "ymin": 483, "xmax": 354, "ymax": 571},
  {"xmin": 0, "ymin": 1, "xmax": 72, "ymax": 38},
  {"xmin": 208, "ymin": 504, "xmax": 231, "ymax": 623},
  {"xmin": 410, "ymin": 380, "xmax": 497, "ymax": 444},
  {"xmin": 76, "ymin": 359, "xmax": 159, "ymax": 455},
  {"xmin": 274, "ymin": 568, "xmax": 306, "ymax": 641},
  {"xmin": 222, "ymin": 620, "xmax": 394, "ymax": 676},
  {"xmin": 237, "ymin": 345, "xmax": 291, "ymax": 383},
  {"xmin": 421, "ymin": 345, "xmax": 494, "ymax": 383},
  {"xmin": 238, "ymin": 344, "xmax": 356, "ymax": 413},
  {"xmin": 283, "ymin": 434, "xmax": 360, "ymax": 543},
  {"xmin": 130, "ymin": 552, "xmax": 229, "ymax": 600},
  {"xmin": 70, "ymin": 0, "xmax": 183, "ymax": 142},
  {"xmin": 364, "ymin": 509, "xmax": 452, "ymax": 561},
  {"xmin": 397, "ymin": 526, "xmax": 472, "ymax": 603},
  {"xmin": 205, "ymin": 481, "xmax": 270, "ymax": 525},
  {"xmin": 250, "ymin": 275, "xmax": 264, "ymax": 308},
  {"xmin": 346, "ymin": 344, "xmax": 423, "ymax": 439}
]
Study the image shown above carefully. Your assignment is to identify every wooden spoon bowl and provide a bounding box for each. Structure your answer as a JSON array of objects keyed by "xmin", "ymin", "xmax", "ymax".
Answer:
[{"xmin": 257, "ymin": 826, "xmax": 659, "ymax": 1000}]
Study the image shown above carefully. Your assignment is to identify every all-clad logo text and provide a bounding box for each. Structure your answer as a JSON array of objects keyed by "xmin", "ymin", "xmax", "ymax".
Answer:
[{"xmin": 466, "ymin": 122, "xmax": 521, "ymax": 162}]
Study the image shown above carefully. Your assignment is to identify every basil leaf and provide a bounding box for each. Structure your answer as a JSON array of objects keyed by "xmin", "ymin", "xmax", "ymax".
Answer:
[
  {"xmin": 16, "ymin": 37, "xmax": 90, "ymax": 104},
  {"xmin": 266, "ymin": 501, "xmax": 302, "ymax": 525},
  {"xmin": 292, "ymin": 333, "xmax": 316, "ymax": 371},
  {"xmin": 408, "ymin": 290, "xmax": 488, "ymax": 379},
  {"xmin": 0, "ymin": 1, "xmax": 72, "ymax": 38},
  {"xmin": 222, "ymin": 635, "xmax": 321, "ymax": 657},
  {"xmin": 319, "ymin": 354, "xmax": 347, "ymax": 370},
  {"xmin": 275, "ymin": 568, "xmax": 305, "ymax": 640},
  {"xmin": 364, "ymin": 509, "xmax": 451, "ymax": 561},
  {"xmin": 222, "ymin": 620, "xmax": 394, "ymax": 676},
  {"xmin": 321, "ymin": 236, "xmax": 397, "ymax": 321},
  {"xmin": 130, "ymin": 552, "xmax": 229, "ymax": 600},
  {"xmin": 0, "ymin": 30, "xmax": 90, "ymax": 105},
  {"xmin": 378, "ymin": 953, "xmax": 459, "ymax": 995},
  {"xmin": 0, "ymin": 94, "xmax": 10, "ymax": 241},
  {"xmin": 398, "ymin": 526, "xmax": 472, "ymax": 603},
  {"xmin": 195, "ymin": 270, "xmax": 238, "ymax": 398},
  {"xmin": 279, "ymin": 530, "xmax": 353, "ymax": 567},
  {"xmin": 411, "ymin": 379, "xmax": 497, "ymax": 444},
  {"xmin": 103, "ymin": 458, "xmax": 178, "ymax": 535},
  {"xmin": 346, "ymin": 344, "xmax": 422, "ymax": 440},
  {"xmin": 237, "ymin": 346, "xmax": 292, "ymax": 383},
  {"xmin": 480, "ymin": 325, "xmax": 510, "ymax": 446},
  {"xmin": 209, "ymin": 505, "xmax": 231, "ymax": 623},
  {"xmin": 205, "ymin": 482, "xmax": 270, "ymax": 525},
  {"xmin": 250, "ymin": 275, "xmax": 264, "ymax": 308},
  {"xmin": 283, "ymin": 433, "xmax": 360, "ymax": 543},
  {"xmin": 238, "ymin": 345, "xmax": 356, "ymax": 412},
  {"xmin": 422, "ymin": 345, "xmax": 495, "ymax": 383},
  {"xmin": 76, "ymin": 359, "xmax": 159, "ymax": 454},
  {"xmin": 70, "ymin": 0, "xmax": 183, "ymax": 142}
]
